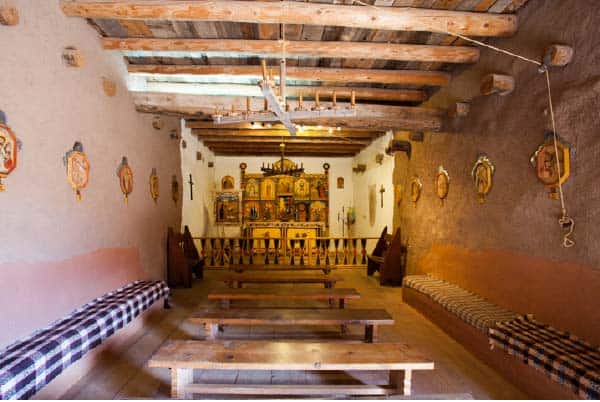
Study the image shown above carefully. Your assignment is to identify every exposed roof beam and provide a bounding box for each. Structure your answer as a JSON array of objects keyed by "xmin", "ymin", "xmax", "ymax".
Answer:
[
  {"xmin": 199, "ymin": 137, "xmax": 370, "ymax": 145},
  {"xmin": 142, "ymin": 83, "xmax": 427, "ymax": 103},
  {"xmin": 61, "ymin": 1, "xmax": 518, "ymax": 36},
  {"xmin": 191, "ymin": 129, "xmax": 384, "ymax": 138},
  {"xmin": 103, "ymin": 38, "xmax": 479, "ymax": 64},
  {"xmin": 186, "ymin": 121, "xmax": 382, "ymax": 133},
  {"xmin": 129, "ymin": 65, "xmax": 451, "ymax": 87},
  {"xmin": 133, "ymin": 92, "xmax": 445, "ymax": 131}
]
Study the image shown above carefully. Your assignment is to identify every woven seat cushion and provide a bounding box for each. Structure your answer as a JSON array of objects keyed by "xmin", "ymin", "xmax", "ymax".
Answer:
[
  {"xmin": 0, "ymin": 280, "xmax": 169, "ymax": 400},
  {"xmin": 489, "ymin": 315, "xmax": 600, "ymax": 399},
  {"xmin": 403, "ymin": 275, "xmax": 517, "ymax": 332}
]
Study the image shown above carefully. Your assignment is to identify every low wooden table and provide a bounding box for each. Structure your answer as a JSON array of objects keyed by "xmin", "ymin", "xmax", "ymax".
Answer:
[
  {"xmin": 227, "ymin": 264, "xmax": 337, "ymax": 274},
  {"xmin": 208, "ymin": 287, "xmax": 360, "ymax": 309},
  {"xmin": 148, "ymin": 340, "xmax": 435, "ymax": 398},
  {"xmin": 189, "ymin": 308, "xmax": 394, "ymax": 342},
  {"xmin": 220, "ymin": 273, "xmax": 343, "ymax": 288}
]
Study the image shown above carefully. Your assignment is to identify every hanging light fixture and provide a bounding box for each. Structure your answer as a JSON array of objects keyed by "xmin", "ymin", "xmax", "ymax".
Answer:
[{"xmin": 260, "ymin": 141, "xmax": 304, "ymax": 177}]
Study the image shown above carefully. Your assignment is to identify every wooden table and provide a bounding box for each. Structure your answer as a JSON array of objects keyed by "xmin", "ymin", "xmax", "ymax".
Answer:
[
  {"xmin": 148, "ymin": 340, "xmax": 435, "ymax": 398},
  {"xmin": 220, "ymin": 273, "xmax": 343, "ymax": 288},
  {"xmin": 208, "ymin": 287, "xmax": 360, "ymax": 309},
  {"xmin": 189, "ymin": 308, "xmax": 394, "ymax": 342},
  {"xmin": 227, "ymin": 264, "xmax": 337, "ymax": 274}
]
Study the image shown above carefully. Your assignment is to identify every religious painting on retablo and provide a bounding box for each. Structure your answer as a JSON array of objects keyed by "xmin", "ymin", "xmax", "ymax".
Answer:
[
  {"xmin": 216, "ymin": 192, "xmax": 240, "ymax": 225},
  {"xmin": 435, "ymin": 166, "xmax": 450, "ymax": 202},
  {"xmin": 310, "ymin": 201, "xmax": 326, "ymax": 222},
  {"xmin": 260, "ymin": 178, "xmax": 275, "ymax": 200},
  {"xmin": 472, "ymin": 155, "xmax": 494, "ymax": 203},
  {"xmin": 245, "ymin": 178, "xmax": 259, "ymax": 199},
  {"xmin": 149, "ymin": 168, "xmax": 159, "ymax": 203},
  {"xmin": 117, "ymin": 157, "xmax": 134, "ymax": 202},
  {"xmin": 0, "ymin": 123, "xmax": 17, "ymax": 192},
  {"xmin": 277, "ymin": 177, "xmax": 294, "ymax": 194},
  {"xmin": 244, "ymin": 200, "xmax": 260, "ymax": 221},
  {"xmin": 294, "ymin": 178, "xmax": 310, "ymax": 200},
  {"xmin": 262, "ymin": 201, "xmax": 275, "ymax": 221},
  {"xmin": 64, "ymin": 142, "xmax": 89, "ymax": 200},
  {"xmin": 221, "ymin": 175, "xmax": 235, "ymax": 190}
]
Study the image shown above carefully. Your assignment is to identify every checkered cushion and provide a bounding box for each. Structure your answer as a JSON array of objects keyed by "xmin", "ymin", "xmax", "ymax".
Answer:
[
  {"xmin": 0, "ymin": 280, "xmax": 169, "ymax": 400},
  {"xmin": 403, "ymin": 275, "xmax": 517, "ymax": 332},
  {"xmin": 489, "ymin": 315, "xmax": 600, "ymax": 399}
]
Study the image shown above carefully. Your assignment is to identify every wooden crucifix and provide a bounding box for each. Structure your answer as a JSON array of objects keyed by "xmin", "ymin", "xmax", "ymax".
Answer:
[{"xmin": 188, "ymin": 174, "xmax": 194, "ymax": 201}]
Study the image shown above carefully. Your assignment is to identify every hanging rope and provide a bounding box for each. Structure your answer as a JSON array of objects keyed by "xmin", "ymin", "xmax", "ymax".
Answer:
[{"xmin": 348, "ymin": 0, "xmax": 575, "ymax": 247}]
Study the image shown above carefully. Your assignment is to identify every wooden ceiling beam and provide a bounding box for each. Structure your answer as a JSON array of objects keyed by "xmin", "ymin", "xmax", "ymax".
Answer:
[
  {"xmin": 212, "ymin": 150, "xmax": 360, "ymax": 156},
  {"xmin": 186, "ymin": 121, "xmax": 381, "ymax": 133},
  {"xmin": 191, "ymin": 129, "xmax": 383, "ymax": 138},
  {"xmin": 129, "ymin": 64, "xmax": 451, "ymax": 86},
  {"xmin": 144, "ymin": 83, "xmax": 428, "ymax": 103},
  {"xmin": 133, "ymin": 92, "xmax": 445, "ymax": 131},
  {"xmin": 199, "ymin": 137, "xmax": 370, "ymax": 145},
  {"xmin": 61, "ymin": 1, "xmax": 517, "ymax": 36},
  {"xmin": 103, "ymin": 38, "xmax": 479, "ymax": 64}
]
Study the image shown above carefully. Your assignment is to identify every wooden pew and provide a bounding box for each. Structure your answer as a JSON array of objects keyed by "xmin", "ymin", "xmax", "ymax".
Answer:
[
  {"xmin": 167, "ymin": 226, "xmax": 204, "ymax": 288},
  {"xmin": 220, "ymin": 273, "xmax": 343, "ymax": 288},
  {"xmin": 227, "ymin": 264, "xmax": 336, "ymax": 274},
  {"xmin": 208, "ymin": 287, "xmax": 360, "ymax": 309},
  {"xmin": 189, "ymin": 308, "xmax": 393, "ymax": 342},
  {"xmin": 367, "ymin": 227, "xmax": 407, "ymax": 286},
  {"xmin": 148, "ymin": 340, "xmax": 435, "ymax": 398}
]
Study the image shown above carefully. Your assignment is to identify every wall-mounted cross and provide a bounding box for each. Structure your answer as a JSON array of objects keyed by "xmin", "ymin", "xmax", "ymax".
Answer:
[{"xmin": 188, "ymin": 174, "xmax": 194, "ymax": 201}]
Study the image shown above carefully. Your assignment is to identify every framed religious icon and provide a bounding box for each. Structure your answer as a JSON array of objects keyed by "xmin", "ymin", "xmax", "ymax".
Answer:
[
  {"xmin": 0, "ymin": 123, "xmax": 17, "ymax": 192},
  {"xmin": 216, "ymin": 192, "xmax": 241, "ymax": 225},
  {"xmin": 64, "ymin": 142, "xmax": 89, "ymax": 200},
  {"xmin": 171, "ymin": 175, "xmax": 179, "ymax": 204},
  {"xmin": 410, "ymin": 177, "xmax": 423, "ymax": 204},
  {"xmin": 260, "ymin": 178, "xmax": 275, "ymax": 200},
  {"xmin": 149, "ymin": 168, "xmax": 159, "ymax": 203},
  {"xmin": 435, "ymin": 166, "xmax": 450, "ymax": 201},
  {"xmin": 337, "ymin": 177, "xmax": 344, "ymax": 189},
  {"xmin": 294, "ymin": 202, "xmax": 310, "ymax": 222},
  {"xmin": 277, "ymin": 176, "xmax": 294, "ymax": 194},
  {"xmin": 294, "ymin": 178, "xmax": 310, "ymax": 200},
  {"xmin": 530, "ymin": 132, "xmax": 571, "ymax": 200},
  {"xmin": 117, "ymin": 157, "xmax": 134, "ymax": 202},
  {"xmin": 244, "ymin": 200, "xmax": 261, "ymax": 221},
  {"xmin": 245, "ymin": 178, "xmax": 259, "ymax": 199},
  {"xmin": 310, "ymin": 201, "xmax": 327, "ymax": 222},
  {"xmin": 472, "ymin": 155, "xmax": 495, "ymax": 203},
  {"xmin": 262, "ymin": 201, "xmax": 275, "ymax": 221},
  {"xmin": 221, "ymin": 175, "xmax": 235, "ymax": 190},
  {"xmin": 394, "ymin": 184, "xmax": 403, "ymax": 207}
]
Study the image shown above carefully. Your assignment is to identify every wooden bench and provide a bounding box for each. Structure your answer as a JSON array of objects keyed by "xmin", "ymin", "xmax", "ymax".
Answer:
[
  {"xmin": 367, "ymin": 227, "xmax": 407, "ymax": 286},
  {"xmin": 148, "ymin": 340, "xmax": 434, "ymax": 398},
  {"xmin": 189, "ymin": 308, "xmax": 393, "ymax": 342},
  {"xmin": 227, "ymin": 264, "xmax": 337, "ymax": 274},
  {"xmin": 220, "ymin": 273, "xmax": 343, "ymax": 288},
  {"xmin": 208, "ymin": 287, "xmax": 360, "ymax": 309}
]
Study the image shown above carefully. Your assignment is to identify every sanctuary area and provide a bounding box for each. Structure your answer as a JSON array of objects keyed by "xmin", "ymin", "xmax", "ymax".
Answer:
[{"xmin": 0, "ymin": 0, "xmax": 598, "ymax": 400}]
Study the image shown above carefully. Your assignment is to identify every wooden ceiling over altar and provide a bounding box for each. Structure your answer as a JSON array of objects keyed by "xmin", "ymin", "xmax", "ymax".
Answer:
[{"xmin": 61, "ymin": 0, "xmax": 531, "ymax": 156}]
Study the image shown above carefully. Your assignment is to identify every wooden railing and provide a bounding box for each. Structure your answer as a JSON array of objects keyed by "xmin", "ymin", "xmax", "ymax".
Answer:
[{"xmin": 193, "ymin": 236, "xmax": 379, "ymax": 268}]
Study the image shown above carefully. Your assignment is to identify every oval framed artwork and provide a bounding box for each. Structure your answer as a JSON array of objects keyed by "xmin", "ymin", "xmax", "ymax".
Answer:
[
  {"xmin": 410, "ymin": 177, "xmax": 423, "ymax": 204},
  {"xmin": 435, "ymin": 166, "xmax": 450, "ymax": 201},
  {"xmin": 471, "ymin": 155, "xmax": 494, "ymax": 203},
  {"xmin": 149, "ymin": 168, "xmax": 160, "ymax": 203}
]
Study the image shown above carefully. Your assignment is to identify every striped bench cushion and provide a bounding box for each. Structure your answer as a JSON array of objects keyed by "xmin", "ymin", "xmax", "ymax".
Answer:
[
  {"xmin": 0, "ymin": 280, "xmax": 169, "ymax": 400},
  {"xmin": 489, "ymin": 315, "xmax": 600, "ymax": 399},
  {"xmin": 403, "ymin": 275, "xmax": 517, "ymax": 332}
]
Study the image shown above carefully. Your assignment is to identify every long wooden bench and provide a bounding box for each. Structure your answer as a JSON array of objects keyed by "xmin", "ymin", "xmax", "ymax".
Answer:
[
  {"xmin": 227, "ymin": 264, "xmax": 337, "ymax": 274},
  {"xmin": 189, "ymin": 308, "xmax": 393, "ymax": 342},
  {"xmin": 148, "ymin": 340, "xmax": 435, "ymax": 398},
  {"xmin": 220, "ymin": 273, "xmax": 343, "ymax": 288},
  {"xmin": 208, "ymin": 287, "xmax": 360, "ymax": 309}
]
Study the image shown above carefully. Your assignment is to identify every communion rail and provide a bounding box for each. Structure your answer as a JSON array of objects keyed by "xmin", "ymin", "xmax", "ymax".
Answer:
[{"xmin": 192, "ymin": 237, "xmax": 379, "ymax": 268}]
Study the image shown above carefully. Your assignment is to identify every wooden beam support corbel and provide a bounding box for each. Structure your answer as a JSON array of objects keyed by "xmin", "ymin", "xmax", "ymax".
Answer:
[
  {"xmin": 0, "ymin": 0, "xmax": 19, "ymax": 25},
  {"xmin": 480, "ymin": 74, "xmax": 514, "ymax": 96},
  {"xmin": 543, "ymin": 45, "xmax": 574, "ymax": 67},
  {"xmin": 448, "ymin": 102, "xmax": 470, "ymax": 117}
]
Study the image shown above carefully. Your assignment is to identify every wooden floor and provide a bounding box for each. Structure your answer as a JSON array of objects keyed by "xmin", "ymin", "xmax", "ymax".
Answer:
[{"xmin": 62, "ymin": 270, "xmax": 526, "ymax": 399}]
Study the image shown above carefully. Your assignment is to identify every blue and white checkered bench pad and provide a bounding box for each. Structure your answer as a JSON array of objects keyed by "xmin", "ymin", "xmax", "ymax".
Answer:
[
  {"xmin": 403, "ymin": 275, "xmax": 517, "ymax": 332},
  {"xmin": 0, "ymin": 280, "xmax": 169, "ymax": 400},
  {"xmin": 489, "ymin": 315, "xmax": 600, "ymax": 399}
]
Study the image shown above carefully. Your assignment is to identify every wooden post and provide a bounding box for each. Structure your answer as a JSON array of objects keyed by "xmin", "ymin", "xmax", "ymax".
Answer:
[
  {"xmin": 171, "ymin": 368, "xmax": 193, "ymax": 399},
  {"xmin": 389, "ymin": 369, "xmax": 412, "ymax": 396},
  {"xmin": 480, "ymin": 74, "xmax": 514, "ymax": 96},
  {"xmin": 544, "ymin": 44, "xmax": 574, "ymax": 67}
]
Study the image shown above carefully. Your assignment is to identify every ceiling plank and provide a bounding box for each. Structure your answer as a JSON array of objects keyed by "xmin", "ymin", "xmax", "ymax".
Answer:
[
  {"xmin": 201, "ymin": 137, "xmax": 370, "ymax": 144},
  {"xmin": 191, "ymin": 128, "xmax": 384, "ymax": 138},
  {"xmin": 133, "ymin": 92, "xmax": 445, "ymax": 131},
  {"xmin": 142, "ymin": 82, "xmax": 428, "ymax": 103},
  {"xmin": 103, "ymin": 38, "xmax": 479, "ymax": 64},
  {"xmin": 61, "ymin": 1, "xmax": 517, "ymax": 36},
  {"xmin": 128, "ymin": 64, "xmax": 451, "ymax": 86}
]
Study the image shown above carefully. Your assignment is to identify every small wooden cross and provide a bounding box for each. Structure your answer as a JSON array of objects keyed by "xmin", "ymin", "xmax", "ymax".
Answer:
[{"xmin": 188, "ymin": 174, "xmax": 194, "ymax": 201}]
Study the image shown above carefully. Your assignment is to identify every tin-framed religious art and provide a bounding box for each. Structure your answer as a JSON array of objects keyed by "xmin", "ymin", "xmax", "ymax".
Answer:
[
  {"xmin": 221, "ymin": 175, "xmax": 235, "ymax": 190},
  {"xmin": 0, "ymin": 122, "xmax": 18, "ymax": 192},
  {"xmin": 117, "ymin": 156, "xmax": 133, "ymax": 202},
  {"xmin": 64, "ymin": 142, "xmax": 89, "ymax": 200},
  {"xmin": 435, "ymin": 166, "xmax": 450, "ymax": 201},
  {"xmin": 149, "ymin": 168, "xmax": 159, "ymax": 203},
  {"xmin": 394, "ymin": 184, "xmax": 403, "ymax": 207},
  {"xmin": 530, "ymin": 131, "xmax": 571, "ymax": 200},
  {"xmin": 171, "ymin": 175, "xmax": 179, "ymax": 204},
  {"xmin": 337, "ymin": 177, "xmax": 344, "ymax": 189},
  {"xmin": 410, "ymin": 177, "xmax": 423, "ymax": 204},
  {"xmin": 472, "ymin": 155, "xmax": 495, "ymax": 203},
  {"xmin": 216, "ymin": 192, "xmax": 241, "ymax": 225}
]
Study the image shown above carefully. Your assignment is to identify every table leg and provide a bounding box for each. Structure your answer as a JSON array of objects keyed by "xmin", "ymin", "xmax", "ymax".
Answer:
[
  {"xmin": 389, "ymin": 369, "xmax": 412, "ymax": 396},
  {"xmin": 171, "ymin": 368, "xmax": 193, "ymax": 399}
]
